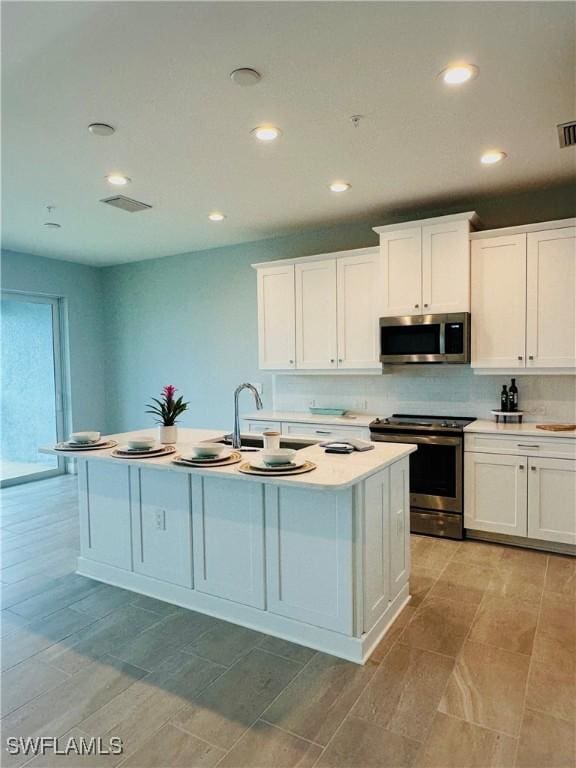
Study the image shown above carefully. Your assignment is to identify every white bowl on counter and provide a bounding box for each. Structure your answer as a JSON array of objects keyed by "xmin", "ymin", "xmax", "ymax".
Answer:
[
  {"xmin": 70, "ymin": 431, "xmax": 100, "ymax": 444},
  {"xmin": 188, "ymin": 442, "xmax": 227, "ymax": 459},
  {"xmin": 261, "ymin": 448, "xmax": 297, "ymax": 466},
  {"xmin": 127, "ymin": 436, "xmax": 156, "ymax": 450}
]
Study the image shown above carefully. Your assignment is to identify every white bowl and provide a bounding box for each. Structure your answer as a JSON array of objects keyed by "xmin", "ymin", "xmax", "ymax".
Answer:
[
  {"xmin": 189, "ymin": 442, "xmax": 227, "ymax": 459},
  {"xmin": 261, "ymin": 448, "xmax": 297, "ymax": 465},
  {"xmin": 70, "ymin": 431, "xmax": 100, "ymax": 444},
  {"xmin": 127, "ymin": 436, "xmax": 156, "ymax": 450}
]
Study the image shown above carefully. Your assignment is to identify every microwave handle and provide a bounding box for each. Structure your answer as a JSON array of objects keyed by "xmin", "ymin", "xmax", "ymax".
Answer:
[{"xmin": 439, "ymin": 323, "xmax": 446, "ymax": 355}]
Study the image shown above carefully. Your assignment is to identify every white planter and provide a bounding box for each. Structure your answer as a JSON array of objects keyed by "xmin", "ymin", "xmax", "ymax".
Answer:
[{"xmin": 159, "ymin": 425, "xmax": 178, "ymax": 445}]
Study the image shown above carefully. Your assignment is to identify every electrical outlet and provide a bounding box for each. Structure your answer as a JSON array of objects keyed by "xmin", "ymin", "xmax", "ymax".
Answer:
[
  {"xmin": 308, "ymin": 399, "xmax": 317, "ymax": 407},
  {"xmin": 351, "ymin": 399, "xmax": 368, "ymax": 411},
  {"xmin": 154, "ymin": 509, "xmax": 166, "ymax": 531}
]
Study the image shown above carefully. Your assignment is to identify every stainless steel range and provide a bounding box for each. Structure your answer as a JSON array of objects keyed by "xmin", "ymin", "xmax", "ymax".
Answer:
[{"xmin": 369, "ymin": 414, "xmax": 476, "ymax": 539}]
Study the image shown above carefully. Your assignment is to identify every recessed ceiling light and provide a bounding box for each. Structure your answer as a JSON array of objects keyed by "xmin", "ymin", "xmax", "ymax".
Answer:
[
  {"xmin": 230, "ymin": 68, "xmax": 261, "ymax": 86},
  {"xmin": 329, "ymin": 181, "xmax": 351, "ymax": 193},
  {"xmin": 88, "ymin": 122, "xmax": 115, "ymax": 136},
  {"xmin": 480, "ymin": 150, "xmax": 507, "ymax": 165},
  {"xmin": 106, "ymin": 174, "xmax": 131, "ymax": 186},
  {"xmin": 43, "ymin": 222, "xmax": 61, "ymax": 229},
  {"xmin": 251, "ymin": 125, "xmax": 282, "ymax": 142},
  {"xmin": 208, "ymin": 211, "xmax": 226, "ymax": 221},
  {"xmin": 440, "ymin": 64, "xmax": 479, "ymax": 85}
]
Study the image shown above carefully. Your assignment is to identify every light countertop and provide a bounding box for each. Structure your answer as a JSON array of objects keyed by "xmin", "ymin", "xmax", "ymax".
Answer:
[
  {"xmin": 243, "ymin": 410, "xmax": 375, "ymax": 427},
  {"xmin": 464, "ymin": 420, "xmax": 576, "ymax": 438},
  {"xmin": 41, "ymin": 428, "xmax": 416, "ymax": 490}
]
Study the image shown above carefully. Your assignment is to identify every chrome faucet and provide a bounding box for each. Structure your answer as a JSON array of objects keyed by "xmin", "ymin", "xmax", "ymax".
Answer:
[{"xmin": 232, "ymin": 383, "xmax": 263, "ymax": 449}]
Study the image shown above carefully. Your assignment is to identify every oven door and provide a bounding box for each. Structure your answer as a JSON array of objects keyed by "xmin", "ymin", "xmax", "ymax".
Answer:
[{"xmin": 371, "ymin": 433, "xmax": 463, "ymax": 513}]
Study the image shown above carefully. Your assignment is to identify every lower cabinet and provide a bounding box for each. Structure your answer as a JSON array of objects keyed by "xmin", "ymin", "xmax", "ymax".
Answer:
[
  {"xmin": 389, "ymin": 458, "xmax": 410, "ymax": 598},
  {"xmin": 280, "ymin": 422, "xmax": 370, "ymax": 441},
  {"xmin": 130, "ymin": 468, "xmax": 193, "ymax": 587},
  {"xmin": 191, "ymin": 476, "xmax": 266, "ymax": 609},
  {"xmin": 465, "ymin": 450, "xmax": 576, "ymax": 545},
  {"xmin": 264, "ymin": 485, "xmax": 354, "ymax": 633}
]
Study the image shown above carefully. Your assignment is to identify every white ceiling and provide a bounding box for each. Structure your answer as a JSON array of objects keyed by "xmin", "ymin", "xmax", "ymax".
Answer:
[{"xmin": 2, "ymin": 1, "xmax": 575, "ymax": 266}]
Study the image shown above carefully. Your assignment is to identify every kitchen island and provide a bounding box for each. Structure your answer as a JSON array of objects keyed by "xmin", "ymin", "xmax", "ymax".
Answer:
[{"xmin": 41, "ymin": 428, "xmax": 416, "ymax": 663}]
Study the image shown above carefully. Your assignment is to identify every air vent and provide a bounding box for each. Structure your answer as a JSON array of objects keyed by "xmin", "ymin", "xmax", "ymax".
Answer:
[
  {"xmin": 557, "ymin": 121, "xmax": 576, "ymax": 148},
  {"xmin": 100, "ymin": 195, "xmax": 152, "ymax": 212}
]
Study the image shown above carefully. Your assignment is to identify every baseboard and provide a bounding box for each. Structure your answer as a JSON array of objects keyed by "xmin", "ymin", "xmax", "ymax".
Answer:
[{"xmin": 466, "ymin": 530, "xmax": 576, "ymax": 556}]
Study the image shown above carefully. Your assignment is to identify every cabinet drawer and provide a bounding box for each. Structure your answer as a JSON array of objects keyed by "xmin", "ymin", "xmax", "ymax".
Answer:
[
  {"xmin": 243, "ymin": 420, "xmax": 282, "ymax": 434},
  {"xmin": 465, "ymin": 433, "xmax": 576, "ymax": 460},
  {"xmin": 281, "ymin": 422, "xmax": 370, "ymax": 440}
]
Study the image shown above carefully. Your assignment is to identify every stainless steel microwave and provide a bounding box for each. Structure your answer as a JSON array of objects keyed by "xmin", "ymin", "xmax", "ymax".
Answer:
[{"xmin": 379, "ymin": 313, "xmax": 470, "ymax": 364}]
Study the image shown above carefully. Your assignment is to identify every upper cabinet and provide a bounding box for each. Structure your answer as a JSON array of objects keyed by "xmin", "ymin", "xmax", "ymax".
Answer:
[
  {"xmin": 471, "ymin": 222, "xmax": 576, "ymax": 371},
  {"xmin": 374, "ymin": 212, "xmax": 478, "ymax": 316},
  {"xmin": 254, "ymin": 247, "xmax": 382, "ymax": 371}
]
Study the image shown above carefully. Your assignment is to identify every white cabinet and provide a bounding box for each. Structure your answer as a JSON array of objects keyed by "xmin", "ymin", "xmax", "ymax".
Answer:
[
  {"xmin": 337, "ymin": 251, "xmax": 383, "ymax": 369},
  {"xmin": 471, "ymin": 223, "xmax": 576, "ymax": 371},
  {"xmin": 130, "ymin": 469, "xmax": 193, "ymax": 587},
  {"xmin": 281, "ymin": 422, "xmax": 370, "ymax": 441},
  {"xmin": 362, "ymin": 470, "xmax": 391, "ymax": 630},
  {"xmin": 465, "ymin": 452, "xmax": 528, "ymax": 537},
  {"xmin": 375, "ymin": 213, "xmax": 476, "ymax": 317},
  {"xmin": 78, "ymin": 460, "xmax": 132, "ymax": 570},
  {"xmin": 526, "ymin": 227, "xmax": 576, "ymax": 368},
  {"xmin": 257, "ymin": 263, "xmax": 296, "ymax": 370},
  {"xmin": 191, "ymin": 476, "xmax": 265, "ymax": 608},
  {"xmin": 245, "ymin": 420, "xmax": 282, "ymax": 435},
  {"xmin": 528, "ymin": 458, "xmax": 576, "ymax": 545},
  {"xmin": 389, "ymin": 457, "xmax": 410, "ymax": 598},
  {"xmin": 295, "ymin": 259, "xmax": 338, "ymax": 369}
]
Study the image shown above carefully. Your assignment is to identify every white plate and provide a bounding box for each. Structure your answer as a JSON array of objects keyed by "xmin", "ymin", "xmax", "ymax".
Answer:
[
  {"xmin": 181, "ymin": 450, "xmax": 232, "ymax": 463},
  {"xmin": 117, "ymin": 444, "xmax": 162, "ymax": 454},
  {"xmin": 250, "ymin": 457, "xmax": 306, "ymax": 471}
]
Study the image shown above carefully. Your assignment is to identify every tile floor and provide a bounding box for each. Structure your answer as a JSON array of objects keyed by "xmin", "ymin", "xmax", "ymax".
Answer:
[{"xmin": 1, "ymin": 476, "xmax": 575, "ymax": 768}]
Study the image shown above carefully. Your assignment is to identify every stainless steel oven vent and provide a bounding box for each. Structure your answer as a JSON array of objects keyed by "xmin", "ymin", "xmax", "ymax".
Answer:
[
  {"xmin": 100, "ymin": 195, "xmax": 152, "ymax": 212},
  {"xmin": 557, "ymin": 121, "xmax": 576, "ymax": 148}
]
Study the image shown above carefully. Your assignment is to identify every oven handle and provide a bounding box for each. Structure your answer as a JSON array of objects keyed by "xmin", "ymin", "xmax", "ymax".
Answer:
[{"xmin": 370, "ymin": 433, "xmax": 462, "ymax": 447}]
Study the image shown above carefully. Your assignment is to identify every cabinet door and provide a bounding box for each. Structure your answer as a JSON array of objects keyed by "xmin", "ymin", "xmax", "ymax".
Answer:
[
  {"xmin": 265, "ymin": 485, "xmax": 353, "ymax": 634},
  {"xmin": 389, "ymin": 457, "xmax": 410, "ymax": 599},
  {"xmin": 78, "ymin": 461, "xmax": 132, "ymax": 570},
  {"xmin": 295, "ymin": 259, "xmax": 337, "ymax": 369},
  {"xmin": 257, "ymin": 264, "xmax": 296, "ymax": 370},
  {"xmin": 528, "ymin": 458, "xmax": 576, "ymax": 545},
  {"xmin": 336, "ymin": 251, "xmax": 382, "ymax": 369},
  {"xmin": 464, "ymin": 452, "xmax": 527, "ymax": 536},
  {"xmin": 422, "ymin": 220, "xmax": 470, "ymax": 313},
  {"xmin": 471, "ymin": 235, "xmax": 527, "ymax": 368},
  {"xmin": 131, "ymin": 468, "xmax": 192, "ymax": 587},
  {"xmin": 362, "ymin": 469, "xmax": 391, "ymax": 631},
  {"xmin": 526, "ymin": 227, "xmax": 576, "ymax": 368},
  {"xmin": 380, "ymin": 228, "xmax": 422, "ymax": 316},
  {"xmin": 281, "ymin": 422, "xmax": 370, "ymax": 441},
  {"xmin": 191, "ymin": 476, "xmax": 265, "ymax": 608}
]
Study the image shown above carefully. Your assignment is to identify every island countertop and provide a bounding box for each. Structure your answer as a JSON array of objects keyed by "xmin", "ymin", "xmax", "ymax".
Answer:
[{"xmin": 41, "ymin": 427, "xmax": 416, "ymax": 490}]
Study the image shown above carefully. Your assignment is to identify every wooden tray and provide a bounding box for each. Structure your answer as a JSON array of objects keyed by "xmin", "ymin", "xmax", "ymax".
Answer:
[
  {"xmin": 536, "ymin": 424, "xmax": 576, "ymax": 432},
  {"xmin": 112, "ymin": 445, "xmax": 177, "ymax": 459},
  {"xmin": 173, "ymin": 452, "xmax": 242, "ymax": 468},
  {"xmin": 54, "ymin": 440, "xmax": 118, "ymax": 451},
  {"xmin": 238, "ymin": 460, "xmax": 316, "ymax": 477}
]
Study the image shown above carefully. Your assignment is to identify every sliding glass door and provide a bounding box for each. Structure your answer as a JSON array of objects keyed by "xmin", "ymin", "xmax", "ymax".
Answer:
[{"xmin": 1, "ymin": 292, "xmax": 66, "ymax": 486}]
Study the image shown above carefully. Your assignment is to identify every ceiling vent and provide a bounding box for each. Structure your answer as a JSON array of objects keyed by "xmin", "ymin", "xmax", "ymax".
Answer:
[
  {"xmin": 557, "ymin": 121, "xmax": 576, "ymax": 148},
  {"xmin": 100, "ymin": 195, "xmax": 152, "ymax": 212}
]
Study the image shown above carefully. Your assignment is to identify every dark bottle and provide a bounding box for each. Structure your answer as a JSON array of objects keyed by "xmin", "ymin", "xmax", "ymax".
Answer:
[
  {"xmin": 508, "ymin": 378, "xmax": 519, "ymax": 412},
  {"xmin": 500, "ymin": 385, "xmax": 509, "ymax": 412}
]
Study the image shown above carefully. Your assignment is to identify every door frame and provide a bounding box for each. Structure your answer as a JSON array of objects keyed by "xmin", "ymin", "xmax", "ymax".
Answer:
[{"xmin": 1, "ymin": 290, "xmax": 70, "ymax": 487}]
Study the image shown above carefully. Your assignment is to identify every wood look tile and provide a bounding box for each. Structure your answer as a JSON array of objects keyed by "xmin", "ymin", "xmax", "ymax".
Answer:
[
  {"xmin": 526, "ymin": 660, "xmax": 576, "ymax": 722},
  {"xmin": 415, "ymin": 712, "xmax": 517, "ymax": 768},
  {"xmin": 427, "ymin": 561, "xmax": 492, "ymax": 606},
  {"xmin": 485, "ymin": 564, "xmax": 545, "ymax": 607},
  {"xmin": 439, "ymin": 640, "xmax": 530, "ymax": 737},
  {"xmin": 70, "ymin": 584, "xmax": 134, "ymax": 619},
  {"xmin": 532, "ymin": 628, "xmax": 576, "ymax": 672},
  {"xmin": 370, "ymin": 605, "xmax": 417, "ymax": 664},
  {"xmin": 316, "ymin": 716, "xmax": 420, "ymax": 768},
  {"xmin": 257, "ymin": 635, "xmax": 316, "ymax": 665},
  {"xmin": 8, "ymin": 573, "xmax": 102, "ymax": 620},
  {"xmin": 23, "ymin": 727, "xmax": 117, "ymax": 768},
  {"xmin": 185, "ymin": 620, "xmax": 265, "ymax": 666},
  {"xmin": 1, "ymin": 658, "xmax": 69, "ymax": 717},
  {"xmin": 539, "ymin": 592, "xmax": 576, "ymax": 643},
  {"xmin": 451, "ymin": 541, "xmax": 505, "ymax": 568},
  {"xmin": 515, "ymin": 709, "xmax": 576, "ymax": 768},
  {"xmin": 498, "ymin": 546, "xmax": 548, "ymax": 573},
  {"xmin": 218, "ymin": 720, "xmax": 322, "ymax": 768},
  {"xmin": 468, "ymin": 595, "xmax": 538, "ymax": 655},
  {"xmin": 545, "ymin": 555, "xmax": 576, "ymax": 596},
  {"xmin": 0, "ymin": 609, "xmax": 30, "ymax": 638},
  {"xmin": 351, "ymin": 644, "xmax": 454, "ymax": 742},
  {"xmin": 262, "ymin": 652, "xmax": 377, "ymax": 746},
  {"xmin": 121, "ymin": 723, "xmax": 225, "ymax": 768},
  {"xmin": 410, "ymin": 537, "xmax": 459, "ymax": 571},
  {"xmin": 399, "ymin": 596, "xmax": 477, "ymax": 657},
  {"xmin": 409, "ymin": 567, "xmax": 439, "ymax": 607},
  {"xmin": 173, "ymin": 649, "xmax": 301, "ymax": 750}
]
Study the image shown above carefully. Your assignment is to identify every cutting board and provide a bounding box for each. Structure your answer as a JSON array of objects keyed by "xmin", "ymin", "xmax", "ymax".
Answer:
[{"xmin": 536, "ymin": 424, "xmax": 576, "ymax": 432}]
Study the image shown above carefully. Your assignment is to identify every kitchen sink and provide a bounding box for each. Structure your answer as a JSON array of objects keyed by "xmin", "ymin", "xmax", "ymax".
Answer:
[{"xmin": 215, "ymin": 435, "xmax": 317, "ymax": 450}]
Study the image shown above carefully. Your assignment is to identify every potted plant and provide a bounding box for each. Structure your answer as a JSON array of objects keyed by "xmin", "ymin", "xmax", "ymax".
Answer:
[{"xmin": 146, "ymin": 385, "xmax": 188, "ymax": 444}]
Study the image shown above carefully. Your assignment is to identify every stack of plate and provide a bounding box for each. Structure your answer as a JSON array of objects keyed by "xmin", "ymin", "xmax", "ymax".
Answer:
[
  {"xmin": 54, "ymin": 438, "xmax": 117, "ymax": 451},
  {"xmin": 239, "ymin": 456, "xmax": 316, "ymax": 476},
  {"xmin": 173, "ymin": 450, "xmax": 241, "ymax": 468},
  {"xmin": 112, "ymin": 444, "xmax": 177, "ymax": 459}
]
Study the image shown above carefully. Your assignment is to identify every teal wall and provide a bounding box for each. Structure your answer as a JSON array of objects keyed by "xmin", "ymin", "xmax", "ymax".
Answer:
[{"xmin": 1, "ymin": 250, "xmax": 106, "ymax": 436}]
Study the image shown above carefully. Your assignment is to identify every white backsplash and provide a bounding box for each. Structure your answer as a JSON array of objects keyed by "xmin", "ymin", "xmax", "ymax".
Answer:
[{"xmin": 273, "ymin": 369, "xmax": 576, "ymax": 422}]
